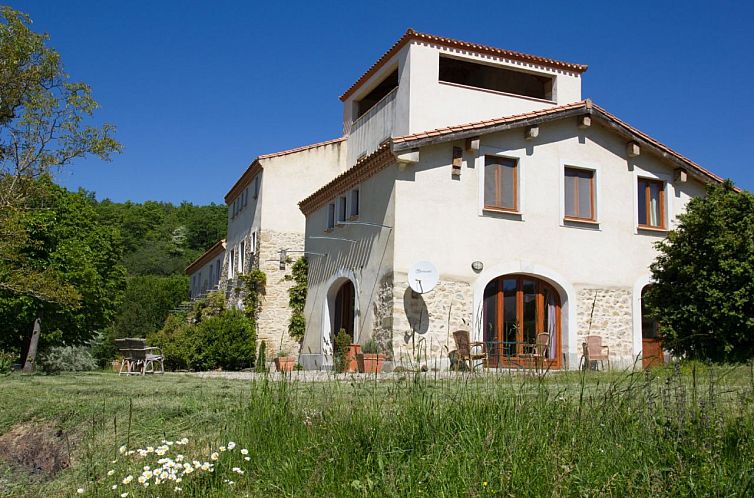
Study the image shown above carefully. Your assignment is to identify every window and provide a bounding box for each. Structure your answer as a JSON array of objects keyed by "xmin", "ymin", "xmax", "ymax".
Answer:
[
  {"xmin": 239, "ymin": 241, "xmax": 245, "ymax": 274},
  {"xmin": 355, "ymin": 69, "xmax": 399, "ymax": 118},
  {"xmin": 638, "ymin": 178, "xmax": 665, "ymax": 229},
  {"xmin": 484, "ymin": 156, "xmax": 518, "ymax": 211},
  {"xmin": 350, "ymin": 188, "xmax": 360, "ymax": 217},
  {"xmin": 253, "ymin": 175, "xmax": 260, "ymax": 199},
  {"xmin": 229, "ymin": 250, "xmax": 235, "ymax": 279},
  {"xmin": 250, "ymin": 230, "xmax": 257, "ymax": 255},
  {"xmin": 215, "ymin": 259, "xmax": 221, "ymax": 284},
  {"xmin": 439, "ymin": 56, "xmax": 553, "ymax": 101},
  {"xmin": 243, "ymin": 187, "xmax": 248, "ymax": 207},
  {"xmin": 564, "ymin": 167, "xmax": 595, "ymax": 221},
  {"xmin": 327, "ymin": 203, "xmax": 335, "ymax": 230},
  {"xmin": 338, "ymin": 196, "xmax": 347, "ymax": 223}
]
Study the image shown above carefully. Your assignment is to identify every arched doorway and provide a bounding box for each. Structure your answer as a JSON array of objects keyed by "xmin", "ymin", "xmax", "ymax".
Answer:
[
  {"xmin": 332, "ymin": 280, "xmax": 355, "ymax": 340},
  {"xmin": 640, "ymin": 286, "xmax": 663, "ymax": 368},
  {"xmin": 483, "ymin": 274, "xmax": 562, "ymax": 368}
]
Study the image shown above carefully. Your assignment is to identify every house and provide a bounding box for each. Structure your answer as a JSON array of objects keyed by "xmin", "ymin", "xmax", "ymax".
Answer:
[
  {"xmin": 219, "ymin": 137, "xmax": 347, "ymax": 355},
  {"xmin": 186, "ymin": 239, "xmax": 225, "ymax": 300},
  {"xmin": 296, "ymin": 30, "xmax": 725, "ymax": 370}
]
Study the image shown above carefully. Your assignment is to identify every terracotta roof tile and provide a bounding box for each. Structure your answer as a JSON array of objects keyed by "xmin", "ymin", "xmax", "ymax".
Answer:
[
  {"xmin": 185, "ymin": 239, "xmax": 226, "ymax": 275},
  {"xmin": 340, "ymin": 29, "xmax": 588, "ymax": 101}
]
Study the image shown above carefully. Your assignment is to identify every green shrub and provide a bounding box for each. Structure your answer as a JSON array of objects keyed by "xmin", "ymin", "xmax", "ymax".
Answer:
[
  {"xmin": 149, "ymin": 314, "xmax": 196, "ymax": 370},
  {"xmin": 362, "ymin": 338, "xmax": 379, "ymax": 354},
  {"xmin": 89, "ymin": 329, "xmax": 118, "ymax": 369},
  {"xmin": 256, "ymin": 340, "xmax": 267, "ymax": 373},
  {"xmin": 0, "ymin": 350, "xmax": 16, "ymax": 374},
  {"xmin": 333, "ymin": 329, "xmax": 351, "ymax": 373},
  {"xmin": 38, "ymin": 346, "xmax": 98, "ymax": 374},
  {"xmin": 194, "ymin": 309, "xmax": 256, "ymax": 370}
]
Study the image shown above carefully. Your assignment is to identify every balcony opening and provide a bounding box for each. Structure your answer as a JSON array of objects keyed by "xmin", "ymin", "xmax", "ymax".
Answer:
[
  {"xmin": 355, "ymin": 68, "xmax": 399, "ymax": 119},
  {"xmin": 439, "ymin": 55, "xmax": 553, "ymax": 101}
]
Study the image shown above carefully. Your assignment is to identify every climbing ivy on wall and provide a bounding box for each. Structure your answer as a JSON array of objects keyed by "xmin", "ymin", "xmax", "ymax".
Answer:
[
  {"xmin": 286, "ymin": 257, "xmax": 308, "ymax": 342},
  {"xmin": 241, "ymin": 269, "xmax": 267, "ymax": 324}
]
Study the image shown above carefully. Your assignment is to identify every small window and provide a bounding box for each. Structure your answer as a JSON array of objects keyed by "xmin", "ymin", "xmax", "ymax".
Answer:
[
  {"xmin": 638, "ymin": 178, "xmax": 665, "ymax": 229},
  {"xmin": 239, "ymin": 241, "xmax": 245, "ymax": 274},
  {"xmin": 338, "ymin": 196, "xmax": 347, "ymax": 223},
  {"xmin": 229, "ymin": 250, "xmax": 235, "ymax": 279},
  {"xmin": 243, "ymin": 187, "xmax": 248, "ymax": 207},
  {"xmin": 250, "ymin": 230, "xmax": 257, "ymax": 255},
  {"xmin": 439, "ymin": 55, "xmax": 553, "ymax": 100},
  {"xmin": 327, "ymin": 203, "xmax": 335, "ymax": 230},
  {"xmin": 564, "ymin": 167, "xmax": 595, "ymax": 221},
  {"xmin": 484, "ymin": 156, "xmax": 518, "ymax": 211},
  {"xmin": 254, "ymin": 175, "xmax": 260, "ymax": 199},
  {"xmin": 350, "ymin": 188, "xmax": 360, "ymax": 217}
]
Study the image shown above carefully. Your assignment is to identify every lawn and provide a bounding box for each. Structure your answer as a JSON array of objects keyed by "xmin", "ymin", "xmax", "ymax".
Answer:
[{"xmin": 0, "ymin": 365, "xmax": 753, "ymax": 497}]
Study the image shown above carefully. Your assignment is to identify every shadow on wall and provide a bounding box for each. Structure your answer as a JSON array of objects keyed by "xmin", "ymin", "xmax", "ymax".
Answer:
[{"xmin": 402, "ymin": 287, "xmax": 429, "ymax": 343}]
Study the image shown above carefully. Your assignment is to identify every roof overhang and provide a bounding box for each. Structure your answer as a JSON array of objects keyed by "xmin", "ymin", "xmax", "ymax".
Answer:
[{"xmin": 185, "ymin": 239, "xmax": 226, "ymax": 275}]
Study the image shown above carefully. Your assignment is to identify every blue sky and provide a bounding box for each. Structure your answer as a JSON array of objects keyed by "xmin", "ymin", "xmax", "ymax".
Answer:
[{"xmin": 9, "ymin": 0, "xmax": 754, "ymax": 203}]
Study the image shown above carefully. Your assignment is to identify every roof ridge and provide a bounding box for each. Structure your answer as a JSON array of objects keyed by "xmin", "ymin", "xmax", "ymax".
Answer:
[
  {"xmin": 340, "ymin": 29, "xmax": 588, "ymax": 101},
  {"xmin": 257, "ymin": 136, "xmax": 346, "ymax": 160}
]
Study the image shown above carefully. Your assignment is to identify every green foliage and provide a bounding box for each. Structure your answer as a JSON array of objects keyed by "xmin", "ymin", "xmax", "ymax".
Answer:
[
  {"xmin": 190, "ymin": 289, "xmax": 225, "ymax": 323},
  {"xmin": 333, "ymin": 329, "xmax": 351, "ymax": 373},
  {"xmin": 0, "ymin": 181, "xmax": 126, "ymax": 357},
  {"xmin": 362, "ymin": 338, "xmax": 379, "ymax": 354},
  {"xmin": 256, "ymin": 340, "xmax": 268, "ymax": 373},
  {"xmin": 646, "ymin": 181, "xmax": 754, "ymax": 362},
  {"xmin": 241, "ymin": 269, "xmax": 266, "ymax": 323},
  {"xmin": 150, "ymin": 309, "xmax": 256, "ymax": 371},
  {"xmin": 286, "ymin": 257, "xmax": 308, "ymax": 342},
  {"xmin": 0, "ymin": 350, "xmax": 16, "ymax": 374},
  {"xmin": 38, "ymin": 345, "xmax": 98, "ymax": 374},
  {"xmin": 148, "ymin": 314, "xmax": 195, "ymax": 371},
  {"xmin": 0, "ymin": 6, "xmax": 121, "ymax": 209},
  {"xmin": 95, "ymin": 200, "xmax": 227, "ymax": 276},
  {"xmin": 111, "ymin": 274, "xmax": 188, "ymax": 339}
]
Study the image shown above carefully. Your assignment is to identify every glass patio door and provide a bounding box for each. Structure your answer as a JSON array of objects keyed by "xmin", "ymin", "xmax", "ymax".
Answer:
[{"xmin": 483, "ymin": 275, "xmax": 561, "ymax": 368}]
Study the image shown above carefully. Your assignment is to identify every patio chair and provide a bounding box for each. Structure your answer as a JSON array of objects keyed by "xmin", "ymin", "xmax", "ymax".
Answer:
[
  {"xmin": 521, "ymin": 332, "xmax": 550, "ymax": 373},
  {"xmin": 452, "ymin": 330, "xmax": 488, "ymax": 371},
  {"xmin": 115, "ymin": 338, "xmax": 164, "ymax": 375},
  {"xmin": 579, "ymin": 335, "xmax": 610, "ymax": 371}
]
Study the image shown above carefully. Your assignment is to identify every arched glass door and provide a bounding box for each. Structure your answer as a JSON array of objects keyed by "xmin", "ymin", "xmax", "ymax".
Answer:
[
  {"xmin": 483, "ymin": 275, "xmax": 561, "ymax": 368},
  {"xmin": 333, "ymin": 280, "xmax": 355, "ymax": 340}
]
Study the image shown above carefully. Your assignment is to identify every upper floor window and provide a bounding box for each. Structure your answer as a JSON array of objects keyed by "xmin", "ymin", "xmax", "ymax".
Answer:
[
  {"xmin": 638, "ymin": 178, "xmax": 665, "ymax": 229},
  {"xmin": 355, "ymin": 68, "xmax": 399, "ymax": 119},
  {"xmin": 228, "ymin": 249, "xmax": 235, "ymax": 279},
  {"xmin": 350, "ymin": 188, "xmax": 360, "ymax": 217},
  {"xmin": 338, "ymin": 196, "xmax": 347, "ymax": 224},
  {"xmin": 484, "ymin": 156, "xmax": 518, "ymax": 211},
  {"xmin": 253, "ymin": 175, "xmax": 260, "ymax": 199},
  {"xmin": 239, "ymin": 241, "xmax": 245, "ymax": 274},
  {"xmin": 327, "ymin": 203, "xmax": 335, "ymax": 230},
  {"xmin": 439, "ymin": 55, "xmax": 553, "ymax": 101},
  {"xmin": 564, "ymin": 167, "xmax": 595, "ymax": 221}
]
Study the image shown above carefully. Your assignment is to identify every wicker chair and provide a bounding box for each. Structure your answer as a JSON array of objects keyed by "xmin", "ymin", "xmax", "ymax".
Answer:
[
  {"xmin": 452, "ymin": 330, "xmax": 488, "ymax": 371},
  {"xmin": 579, "ymin": 335, "xmax": 610, "ymax": 371},
  {"xmin": 115, "ymin": 338, "xmax": 164, "ymax": 375},
  {"xmin": 521, "ymin": 332, "xmax": 550, "ymax": 373}
]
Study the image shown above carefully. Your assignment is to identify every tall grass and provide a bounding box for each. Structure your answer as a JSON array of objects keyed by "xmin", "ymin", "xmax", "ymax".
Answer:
[{"xmin": 2, "ymin": 365, "xmax": 753, "ymax": 497}]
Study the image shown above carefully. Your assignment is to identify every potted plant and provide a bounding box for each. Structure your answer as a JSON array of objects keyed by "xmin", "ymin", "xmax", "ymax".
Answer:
[
  {"xmin": 357, "ymin": 339, "xmax": 385, "ymax": 374},
  {"xmin": 334, "ymin": 329, "xmax": 361, "ymax": 373},
  {"xmin": 274, "ymin": 351, "xmax": 296, "ymax": 372}
]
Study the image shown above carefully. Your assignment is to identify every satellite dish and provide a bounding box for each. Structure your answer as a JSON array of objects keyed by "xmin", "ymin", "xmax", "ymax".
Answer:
[{"xmin": 408, "ymin": 261, "xmax": 439, "ymax": 294}]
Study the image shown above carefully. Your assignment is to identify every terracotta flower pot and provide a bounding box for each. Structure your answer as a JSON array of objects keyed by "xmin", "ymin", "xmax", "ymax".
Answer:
[
  {"xmin": 345, "ymin": 344, "xmax": 361, "ymax": 373},
  {"xmin": 357, "ymin": 353, "xmax": 385, "ymax": 374},
  {"xmin": 274, "ymin": 356, "xmax": 296, "ymax": 372}
]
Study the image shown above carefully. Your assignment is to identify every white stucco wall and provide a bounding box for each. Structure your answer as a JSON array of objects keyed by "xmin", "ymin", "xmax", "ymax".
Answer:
[
  {"xmin": 300, "ymin": 166, "xmax": 396, "ymax": 369},
  {"xmin": 406, "ymin": 42, "xmax": 582, "ymax": 134},
  {"xmin": 389, "ymin": 118, "xmax": 705, "ymax": 367},
  {"xmin": 188, "ymin": 250, "xmax": 225, "ymax": 299}
]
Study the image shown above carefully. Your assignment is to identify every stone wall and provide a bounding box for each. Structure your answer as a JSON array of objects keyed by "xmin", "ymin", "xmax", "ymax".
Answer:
[
  {"xmin": 370, "ymin": 273, "xmax": 395, "ymax": 358},
  {"xmin": 574, "ymin": 286, "xmax": 634, "ymax": 365},
  {"xmin": 256, "ymin": 229, "xmax": 303, "ymax": 356},
  {"xmin": 391, "ymin": 276, "xmax": 473, "ymax": 370}
]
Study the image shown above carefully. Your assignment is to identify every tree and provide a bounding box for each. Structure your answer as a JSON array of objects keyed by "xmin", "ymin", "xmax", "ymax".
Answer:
[
  {"xmin": 0, "ymin": 6, "xmax": 121, "ymax": 369},
  {"xmin": 111, "ymin": 274, "xmax": 189, "ymax": 339},
  {"xmin": 0, "ymin": 181, "xmax": 126, "ymax": 363},
  {"xmin": 645, "ymin": 181, "xmax": 754, "ymax": 362}
]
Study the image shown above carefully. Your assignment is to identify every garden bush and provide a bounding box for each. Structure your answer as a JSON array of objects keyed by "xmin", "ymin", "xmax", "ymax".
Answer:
[
  {"xmin": 0, "ymin": 350, "xmax": 16, "ymax": 374},
  {"xmin": 38, "ymin": 345, "xmax": 98, "ymax": 374},
  {"xmin": 150, "ymin": 309, "xmax": 256, "ymax": 371}
]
